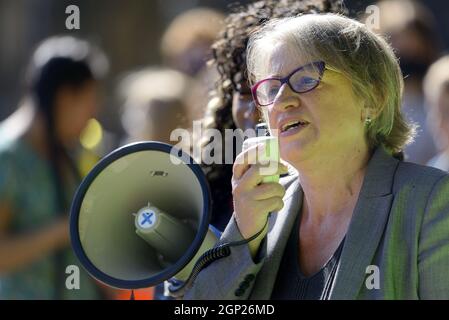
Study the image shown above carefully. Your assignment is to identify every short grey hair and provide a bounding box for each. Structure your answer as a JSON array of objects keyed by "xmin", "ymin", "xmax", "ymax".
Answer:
[{"xmin": 247, "ymin": 13, "xmax": 415, "ymax": 155}]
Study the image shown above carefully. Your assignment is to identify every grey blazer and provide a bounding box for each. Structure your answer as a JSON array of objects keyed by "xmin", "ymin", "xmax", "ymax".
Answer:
[{"xmin": 184, "ymin": 146, "xmax": 449, "ymax": 299}]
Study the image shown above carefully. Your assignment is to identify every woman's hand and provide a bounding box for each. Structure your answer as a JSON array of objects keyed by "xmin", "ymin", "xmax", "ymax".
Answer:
[
  {"xmin": 50, "ymin": 215, "xmax": 71, "ymax": 248},
  {"xmin": 232, "ymin": 144, "xmax": 288, "ymax": 258},
  {"xmin": 0, "ymin": 203, "xmax": 71, "ymax": 273}
]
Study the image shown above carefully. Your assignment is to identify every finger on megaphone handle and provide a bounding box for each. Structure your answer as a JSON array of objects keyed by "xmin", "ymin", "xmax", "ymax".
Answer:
[
  {"xmin": 255, "ymin": 197, "xmax": 285, "ymax": 214},
  {"xmin": 233, "ymin": 143, "xmax": 265, "ymax": 180},
  {"xmin": 250, "ymin": 182, "xmax": 286, "ymax": 201},
  {"xmin": 237, "ymin": 163, "xmax": 288, "ymax": 189}
]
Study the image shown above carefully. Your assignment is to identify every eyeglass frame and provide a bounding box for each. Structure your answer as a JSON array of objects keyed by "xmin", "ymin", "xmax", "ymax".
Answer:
[{"xmin": 251, "ymin": 60, "xmax": 339, "ymax": 107}]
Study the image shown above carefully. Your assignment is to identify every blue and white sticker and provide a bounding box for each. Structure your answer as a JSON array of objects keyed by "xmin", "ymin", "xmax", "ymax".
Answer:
[{"xmin": 138, "ymin": 210, "xmax": 157, "ymax": 229}]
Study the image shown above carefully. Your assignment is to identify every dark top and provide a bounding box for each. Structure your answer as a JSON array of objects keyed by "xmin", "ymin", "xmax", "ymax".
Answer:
[{"xmin": 271, "ymin": 213, "xmax": 345, "ymax": 300}]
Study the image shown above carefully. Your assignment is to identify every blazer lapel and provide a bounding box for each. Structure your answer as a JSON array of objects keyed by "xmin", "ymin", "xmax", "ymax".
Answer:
[
  {"xmin": 250, "ymin": 177, "xmax": 302, "ymax": 299},
  {"xmin": 329, "ymin": 147, "xmax": 400, "ymax": 299}
]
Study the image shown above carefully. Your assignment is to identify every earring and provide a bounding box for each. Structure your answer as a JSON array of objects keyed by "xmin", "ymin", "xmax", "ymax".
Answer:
[{"xmin": 365, "ymin": 116, "xmax": 372, "ymax": 125}]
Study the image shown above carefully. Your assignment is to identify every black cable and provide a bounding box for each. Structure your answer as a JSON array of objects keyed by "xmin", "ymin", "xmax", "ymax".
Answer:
[{"xmin": 168, "ymin": 213, "xmax": 271, "ymax": 298}]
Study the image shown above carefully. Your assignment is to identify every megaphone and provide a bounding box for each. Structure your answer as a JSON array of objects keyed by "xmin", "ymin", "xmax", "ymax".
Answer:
[{"xmin": 70, "ymin": 141, "xmax": 218, "ymax": 290}]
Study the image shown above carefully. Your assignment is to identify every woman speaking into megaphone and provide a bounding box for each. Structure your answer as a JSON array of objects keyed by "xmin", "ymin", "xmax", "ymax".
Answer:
[{"xmin": 184, "ymin": 13, "xmax": 449, "ymax": 300}]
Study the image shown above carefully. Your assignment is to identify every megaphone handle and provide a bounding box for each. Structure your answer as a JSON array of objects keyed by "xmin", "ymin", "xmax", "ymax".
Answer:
[{"xmin": 169, "ymin": 213, "xmax": 272, "ymax": 298}]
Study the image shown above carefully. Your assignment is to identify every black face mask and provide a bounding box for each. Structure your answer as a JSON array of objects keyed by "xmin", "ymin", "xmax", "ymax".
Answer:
[{"xmin": 399, "ymin": 57, "xmax": 429, "ymax": 79}]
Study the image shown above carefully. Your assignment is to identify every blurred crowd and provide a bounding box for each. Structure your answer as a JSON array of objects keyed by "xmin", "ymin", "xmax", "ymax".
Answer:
[{"xmin": 0, "ymin": 0, "xmax": 449, "ymax": 299}]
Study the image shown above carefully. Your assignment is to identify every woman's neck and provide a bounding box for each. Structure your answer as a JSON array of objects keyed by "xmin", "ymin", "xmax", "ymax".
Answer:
[{"xmin": 294, "ymin": 144, "xmax": 371, "ymax": 225}]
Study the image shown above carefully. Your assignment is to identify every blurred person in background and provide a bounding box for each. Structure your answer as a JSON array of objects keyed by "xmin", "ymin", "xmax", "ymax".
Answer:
[
  {"xmin": 199, "ymin": 0, "xmax": 346, "ymax": 232},
  {"xmin": 424, "ymin": 55, "xmax": 449, "ymax": 172},
  {"xmin": 160, "ymin": 7, "xmax": 224, "ymax": 78},
  {"xmin": 119, "ymin": 68, "xmax": 197, "ymax": 145},
  {"xmin": 160, "ymin": 8, "xmax": 225, "ymax": 122},
  {"xmin": 375, "ymin": 0, "xmax": 441, "ymax": 164},
  {"xmin": 0, "ymin": 36, "xmax": 111, "ymax": 299}
]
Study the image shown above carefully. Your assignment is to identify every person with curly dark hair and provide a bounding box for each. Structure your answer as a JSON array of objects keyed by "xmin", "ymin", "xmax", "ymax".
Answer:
[{"xmin": 201, "ymin": 0, "xmax": 346, "ymax": 231}]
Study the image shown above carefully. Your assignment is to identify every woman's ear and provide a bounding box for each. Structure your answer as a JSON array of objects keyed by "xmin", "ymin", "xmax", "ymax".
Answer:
[{"xmin": 361, "ymin": 105, "xmax": 380, "ymax": 123}]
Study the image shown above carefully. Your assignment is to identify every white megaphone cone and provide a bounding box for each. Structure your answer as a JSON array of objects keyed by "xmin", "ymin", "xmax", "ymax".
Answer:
[
  {"xmin": 70, "ymin": 141, "xmax": 219, "ymax": 290},
  {"xmin": 70, "ymin": 135, "xmax": 279, "ymax": 294}
]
